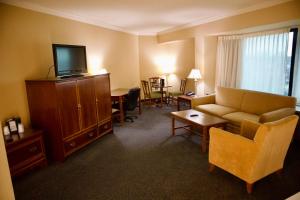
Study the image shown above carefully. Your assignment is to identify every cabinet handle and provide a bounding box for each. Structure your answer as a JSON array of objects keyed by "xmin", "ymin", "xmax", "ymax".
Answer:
[
  {"xmin": 77, "ymin": 104, "xmax": 81, "ymax": 109},
  {"xmin": 29, "ymin": 146, "xmax": 38, "ymax": 153},
  {"xmin": 87, "ymin": 132, "xmax": 95, "ymax": 138},
  {"xmin": 69, "ymin": 141, "xmax": 76, "ymax": 147}
]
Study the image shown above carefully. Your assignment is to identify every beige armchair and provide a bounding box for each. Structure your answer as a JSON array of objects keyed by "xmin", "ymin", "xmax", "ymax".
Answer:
[{"xmin": 209, "ymin": 115, "xmax": 299, "ymax": 194}]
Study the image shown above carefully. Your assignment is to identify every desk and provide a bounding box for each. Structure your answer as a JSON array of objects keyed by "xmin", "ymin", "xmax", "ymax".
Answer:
[{"xmin": 111, "ymin": 88, "xmax": 141, "ymax": 123}]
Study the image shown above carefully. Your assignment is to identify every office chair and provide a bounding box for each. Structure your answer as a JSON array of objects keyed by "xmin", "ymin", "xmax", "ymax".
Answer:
[{"xmin": 124, "ymin": 87, "xmax": 140, "ymax": 122}]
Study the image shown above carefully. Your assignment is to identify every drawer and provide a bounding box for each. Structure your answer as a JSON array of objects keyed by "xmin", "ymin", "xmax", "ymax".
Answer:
[
  {"xmin": 64, "ymin": 130, "xmax": 97, "ymax": 155},
  {"xmin": 7, "ymin": 139, "xmax": 43, "ymax": 167},
  {"xmin": 99, "ymin": 121, "xmax": 112, "ymax": 134}
]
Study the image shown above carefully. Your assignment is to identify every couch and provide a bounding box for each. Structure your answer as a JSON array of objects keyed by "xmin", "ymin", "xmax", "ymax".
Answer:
[{"xmin": 191, "ymin": 87, "xmax": 297, "ymax": 132}]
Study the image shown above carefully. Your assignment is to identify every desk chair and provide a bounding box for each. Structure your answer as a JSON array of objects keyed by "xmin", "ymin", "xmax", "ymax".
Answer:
[{"xmin": 124, "ymin": 88, "xmax": 140, "ymax": 122}]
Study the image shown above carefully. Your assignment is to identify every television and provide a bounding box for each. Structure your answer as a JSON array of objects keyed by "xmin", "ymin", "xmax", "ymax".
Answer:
[{"xmin": 52, "ymin": 44, "xmax": 87, "ymax": 77}]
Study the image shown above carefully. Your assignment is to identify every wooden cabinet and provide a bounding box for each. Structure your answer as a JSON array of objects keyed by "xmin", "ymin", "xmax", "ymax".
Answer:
[
  {"xmin": 26, "ymin": 74, "xmax": 112, "ymax": 161},
  {"xmin": 5, "ymin": 129, "xmax": 47, "ymax": 177}
]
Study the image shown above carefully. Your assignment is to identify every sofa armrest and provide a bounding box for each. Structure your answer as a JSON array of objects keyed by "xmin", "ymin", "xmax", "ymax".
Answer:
[
  {"xmin": 259, "ymin": 108, "xmax": 295, "ymax": 123},
  {"xmin": 240, "ymin": 120, "xmax": 261, "ymax": 140},
  {"xmin": 209, "ymin": 128, "xmax": 257, "ymax": 177},
  {"xmin": 191, "ymin": 94, "xmax": 215, "ymax": 108}
]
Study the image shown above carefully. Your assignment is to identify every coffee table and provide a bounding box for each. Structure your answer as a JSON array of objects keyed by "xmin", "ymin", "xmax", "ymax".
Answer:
[{"xmin": 171, "ymin": 109, "xmax": 228, "ymax": 152}]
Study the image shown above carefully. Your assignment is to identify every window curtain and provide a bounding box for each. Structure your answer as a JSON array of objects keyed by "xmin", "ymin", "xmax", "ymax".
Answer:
[
  {"xmin": 216, "ymin": 35, "xmax": 242, "ymax": 88},
  {"xmin": 239, "ymin": 29, "xmax": 290, "ymax": 95},
  {"xmin": 216, "ymin": 29, "xmax": 290, "ymax": 95},
  {"xmin": 292, "ymin": 28, "xmax": 300, "ymax": 104}
]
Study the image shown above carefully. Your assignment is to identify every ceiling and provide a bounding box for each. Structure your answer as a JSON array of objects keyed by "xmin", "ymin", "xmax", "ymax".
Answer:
[{"xmin": 2, "ymin": 0, "xmax": 291, "ymax": 35}]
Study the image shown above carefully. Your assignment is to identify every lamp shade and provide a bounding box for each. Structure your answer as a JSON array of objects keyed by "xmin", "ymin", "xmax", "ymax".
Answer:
[{"xmin": 188, "ymin": 68, "xmax": 202, "ymax": 81}]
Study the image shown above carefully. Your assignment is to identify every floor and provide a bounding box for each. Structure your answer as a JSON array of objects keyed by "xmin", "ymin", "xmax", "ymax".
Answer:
[{"xmin": 13, "ymin": 105, "xmax": 300, "ymax": 200}]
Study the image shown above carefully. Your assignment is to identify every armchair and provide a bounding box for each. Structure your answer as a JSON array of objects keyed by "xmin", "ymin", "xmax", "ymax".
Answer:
[{"xmin": 209, "ymin": 115, "xmax": 299, "ymax": 194}]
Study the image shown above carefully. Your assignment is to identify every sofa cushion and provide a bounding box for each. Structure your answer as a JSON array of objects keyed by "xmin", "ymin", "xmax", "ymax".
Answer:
[
  {"xmin": 223, "ymin": 112, "xmax": 259, "ymax": 126},
  {"xmin": 241, "ymin": 91, "xmax": 296, "ymax": 115},
  {"xmin": 215, "ymin": 87, "xmax": 245, "ymax": 110},
  {"xmin": 195, "ymin": 104, "xmax": 237, "ymax": 117}
]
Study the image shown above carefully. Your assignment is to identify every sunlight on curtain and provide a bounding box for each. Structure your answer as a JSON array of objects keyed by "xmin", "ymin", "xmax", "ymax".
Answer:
[
  {"xmin": 292, "ymin": 30, "xmax": 300, "ymax": 104},
  {"xmin": 239, "ymin": 29, "xmax": 290, "ymax": 95}
]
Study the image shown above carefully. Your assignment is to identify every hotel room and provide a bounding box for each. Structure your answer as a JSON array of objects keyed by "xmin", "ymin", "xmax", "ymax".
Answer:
[{"xmin": 0, "ymin": 0, "xmax": 300, "ymax": 199}]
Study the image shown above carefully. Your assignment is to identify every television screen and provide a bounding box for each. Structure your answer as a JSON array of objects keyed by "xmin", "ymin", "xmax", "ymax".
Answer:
[{"xmin": 52, "ymin": 44, "xmax": 87, "ymax": 77}]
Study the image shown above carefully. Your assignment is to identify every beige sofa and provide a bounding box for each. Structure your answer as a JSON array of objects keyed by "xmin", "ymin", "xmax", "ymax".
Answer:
[{"xmin": 191, "ymin": 87, "xmax": 296, "ymax": 132}]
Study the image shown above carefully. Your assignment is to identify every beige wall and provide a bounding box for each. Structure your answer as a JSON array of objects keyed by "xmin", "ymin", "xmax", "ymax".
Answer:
[
  {"xmin": 0, "ymin": 3, "xmax": 139, "ymax": 127},
  {"xmin": 157, "ymin": 0, "xmax": 300, "ymax": 94},
  {"xmin": 0, "ymin": 125, "xmax": 15, "ymax": 200},
  {"xmin": 138, "ymin": 36, "xmax": 195, "ymax": 95}
]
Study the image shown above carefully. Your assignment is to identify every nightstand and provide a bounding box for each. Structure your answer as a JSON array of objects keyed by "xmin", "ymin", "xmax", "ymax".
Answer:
[{"xmin": 5, "ymin": 129, "xmax": 47, "ymax": 177}]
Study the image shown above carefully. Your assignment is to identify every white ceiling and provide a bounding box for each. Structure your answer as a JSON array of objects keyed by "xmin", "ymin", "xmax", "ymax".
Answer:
[{"xmin": 2, "ymin": 0, "xmax": 291, "ymax": 35}]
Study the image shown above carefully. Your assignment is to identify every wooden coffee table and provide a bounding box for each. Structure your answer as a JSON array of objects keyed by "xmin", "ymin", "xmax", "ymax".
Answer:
[{"xmin": 171, "ymin": 109, "xmax": 228, "ymax": 152}]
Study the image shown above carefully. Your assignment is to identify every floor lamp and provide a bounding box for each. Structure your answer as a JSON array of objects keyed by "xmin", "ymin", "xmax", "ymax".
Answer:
[{"xmin": 188, "ymin": 68, "xmax": 202, "ymax": 94}]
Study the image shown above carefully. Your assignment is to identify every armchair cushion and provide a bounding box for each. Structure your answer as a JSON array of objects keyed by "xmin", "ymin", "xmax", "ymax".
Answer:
[
  {"xmin": 240, "ymin": 120, "xmax": 261, "ymax": 140},
  {"xmin": 223, "ymin": 112, "xmax": 259, "ymax": 126},
  {"xmin": 259, "ymin": 108, "xmax": 295, "ymax": 123},
  {"xmin": 195, "ymin": 104, "xmax": 237, "ymax": 117}
]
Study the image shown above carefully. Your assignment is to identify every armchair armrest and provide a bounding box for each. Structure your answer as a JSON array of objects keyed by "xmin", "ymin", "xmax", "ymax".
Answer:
[
  {"xmin": 240, "ymin": 120, "xmax": 261, "ymax": 140},
  {"xmin": 259, "ymin": 108, "xmax": 295, "ymax": 123},
  {"xmin": 191, "ymin": 94, "xmax": 215, "ymax": 108},
  {"xmin": 209, "ymin": 128, "xmax": 257, "ymax": 177}
]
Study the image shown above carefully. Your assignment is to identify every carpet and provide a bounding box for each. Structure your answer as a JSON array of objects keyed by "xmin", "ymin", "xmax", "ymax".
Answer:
[{"xmin": 13, "ymin": 105, "xmax": 300, "ymax": 200}]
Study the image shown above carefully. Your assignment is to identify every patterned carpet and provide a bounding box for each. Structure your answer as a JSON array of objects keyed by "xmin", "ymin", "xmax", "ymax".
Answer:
[{"xmin": 13, "ymin": 105, "xmax": 300, "ymax": 200}]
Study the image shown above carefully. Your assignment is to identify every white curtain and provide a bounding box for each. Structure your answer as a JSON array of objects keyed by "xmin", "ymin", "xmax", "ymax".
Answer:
[
  {"xmin": 239, "ymin": 29, "xmax": 289, "ymax": 95},
  {"xmin": 292, "ymin": 28, "xmax": 300, "ymax": 104},
  {"xmin": 216, "ymin": 35, "xmax": 242, "ymax": 88},
  {"xmin": 216, "ymin": 29, "xmax": 290, "ymax": 95}
]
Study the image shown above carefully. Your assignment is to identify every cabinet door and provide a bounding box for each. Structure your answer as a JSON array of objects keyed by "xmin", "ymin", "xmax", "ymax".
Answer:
[
  {"xmin": 56, "ymin": 81, "xmax": 81, "ymax": 138},
  {"xmin": 94, "ymin": 75, "xmax": 112, "ymax": 122},
  {"xmin": 77, "ymin": 78, "xmax": 98, "ymax": 130}
]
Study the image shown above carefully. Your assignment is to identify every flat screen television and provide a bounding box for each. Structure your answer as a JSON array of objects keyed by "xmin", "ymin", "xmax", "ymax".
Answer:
[{"xmin": 52, "ymin": 44, "xmax": 87, "ymax": 77}]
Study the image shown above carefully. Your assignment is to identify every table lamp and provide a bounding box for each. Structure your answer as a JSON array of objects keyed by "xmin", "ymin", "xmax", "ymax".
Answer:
[{"xmin": 188, "ymin": 68, "xmax": 202, "ymax": 94}]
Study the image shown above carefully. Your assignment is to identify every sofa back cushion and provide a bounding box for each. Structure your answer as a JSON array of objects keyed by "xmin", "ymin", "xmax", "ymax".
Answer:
[
  {"xmin": 215, "ymin": 87, "xmax": 245, "ymax": 110},
  {"xmin": 241, "ymin": 91, "xmax": 296, "ymax": 115}
]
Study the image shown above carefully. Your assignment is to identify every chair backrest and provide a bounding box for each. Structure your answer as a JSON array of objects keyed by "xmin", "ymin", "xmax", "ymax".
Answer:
[
  {"xmin": 141, "ymin": 80, "xmax": 151, "ymax": 99},
  {"xmin": 252, "ymin": 115, "xmax": 299, "ymax": 179},
  {"xmin": 149, "ymin": 77, "xmax": 161, "ymax": 91},
  {"xmin": 126, "ymin": 87, "xmax": 140, "ymax": 111},
  {"xmin": 180, "ymin": 79, "xmax": 187, "ymax": 93}
]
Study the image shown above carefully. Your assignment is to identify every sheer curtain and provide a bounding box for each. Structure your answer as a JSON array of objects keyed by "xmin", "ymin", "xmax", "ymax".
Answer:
[
  {"xmin": 216, "ymin": 35, "xmax": 242, "ymax": 88},
  {"xmin": 216, "ymin": 29, "xmax": 290, "ymax": 95},
  {"xmin": 292, "ymin": 28, "xmax": 300, "ymax": 104},
  {"xmin": 239, "ymin": 29, "xmax": 290, "ymax": 95}
]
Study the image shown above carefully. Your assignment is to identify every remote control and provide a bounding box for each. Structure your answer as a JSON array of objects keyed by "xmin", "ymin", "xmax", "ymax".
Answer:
[{"xmin": 190, "ymin": 114, "xmax": 198, "ymax": 117}]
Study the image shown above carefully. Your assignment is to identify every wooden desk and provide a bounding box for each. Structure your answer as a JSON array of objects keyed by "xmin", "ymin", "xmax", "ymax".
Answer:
[{"xmin": 111, "ymin": 88, "xmax": 142, "ymax": 123}]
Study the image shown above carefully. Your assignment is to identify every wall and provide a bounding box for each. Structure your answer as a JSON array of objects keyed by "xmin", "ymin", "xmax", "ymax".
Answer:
[
  {"xmin": 0, "ymin": 3, "xmax": 139, "ymax": 127},
  {"xmin": 157, "ymin": 0, "xmax": 300, "ymax": 94},
  {"xmin": 0, "ymin": 125, "xmax": 15, "ymax": 200},
  {"xmin": 138, "ymin": 36, "xmax": 195, "ymax": 95}
]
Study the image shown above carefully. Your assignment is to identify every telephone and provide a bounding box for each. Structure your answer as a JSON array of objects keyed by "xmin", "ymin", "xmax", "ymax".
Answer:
[{"xmin": 185, "ymin": 91, "xmax": 195, "ymax": 96}]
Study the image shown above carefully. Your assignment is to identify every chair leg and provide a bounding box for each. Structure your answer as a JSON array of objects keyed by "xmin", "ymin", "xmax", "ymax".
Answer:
[
  {"xmin": 208, "ymin": 163, "xmax": 215, "ymax": 173},
  {"xmin": 246, "ymin": 182, "xmax": 253, "ymax": 194}
]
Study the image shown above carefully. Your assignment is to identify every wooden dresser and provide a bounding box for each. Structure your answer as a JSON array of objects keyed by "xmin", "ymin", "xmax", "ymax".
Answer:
[
  {"xmin": 5, "ymin": 129, "xmax": 47, "ymax": 177},
  {"xmin": 25, "ymin": 74, "xmax": 112, "ymax": 161}
]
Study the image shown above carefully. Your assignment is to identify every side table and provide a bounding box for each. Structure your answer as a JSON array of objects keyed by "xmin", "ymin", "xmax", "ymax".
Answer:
[
  {"xmin": 5, "ymin": 129, "xmax": 47, "ymax": 177},
  {"xmin": 177, "ymin": 95, "xmax": 202, "ymax": 111}
]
